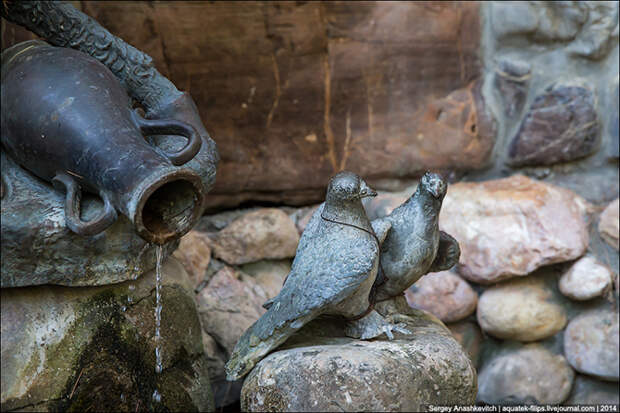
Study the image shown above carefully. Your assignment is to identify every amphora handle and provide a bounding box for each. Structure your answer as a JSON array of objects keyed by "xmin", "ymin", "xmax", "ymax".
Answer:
[
  {"xmin": 131, "ymin": 109, "xmax": 202, "ymax": 166},
  {"xmin": 52, "ymin": 172, "xmax": 118, "ymax": 235}
]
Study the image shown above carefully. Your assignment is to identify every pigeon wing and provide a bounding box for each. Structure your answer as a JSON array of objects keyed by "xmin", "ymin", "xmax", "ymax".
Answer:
[{"xmin": 429, "ymin": 231, "xmax": 461, "ymax": 272}]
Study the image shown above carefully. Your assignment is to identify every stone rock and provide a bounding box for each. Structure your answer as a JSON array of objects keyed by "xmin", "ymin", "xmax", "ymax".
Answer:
[
  {"xmin": 609, "ymin": 82, "xmax": 619, "ymax": 159},
  {"xmin": 564, "ymin": 308, "xmax": 619, "ymax": 381},
  {"xmin": 0, "ymin": 257, "xmax": 213, "ymax": 412},
  {"xmin": 239, "ymin": 259, "xmax": 290, "ymax": 300},
  {"xmin": 559, "ymin": 256, "xmax": 614, "ymax": 300},
  {"xmin": 478, "ymin": 342, "xmax": 575, "ymax": 405},
  {"xmin": 567, "ymin": 1, "xmax": 620, "ymax": 60},
  {"xmin": 446, "ymin": 321, "xmax": 483, "ymax": 368},
  {"xmin": 196, "ymin": 266, "xmax": 270, "ymax": 406},
  {"xmin": 490, "ymin": 1, "xmax": 586, "ymax": 42},
  {"xmin": 241, "ymin": 305, "xmax": 476, "ymax": 412},
  {"xmin": 210, "ymin": 209, "xmax": 300, "ymax": 265},
  {"xmin": 508, "ymin": 83, "xmax": 600, "ymax": 167},
  {"xmin": 405, "ymin": 271, "xmax": 478, "ymax": 323},
  {"xmin": 477, "ymin": 274, "xmax": 567, "ymax": 341},
  {"xmin": 490, "ymin": 1, "xmax": 618, "ymax": 60},
  {"xmin": 79, "ymin": 2, "xmax": 489, "ymax": 210},
  {"xmin": 493, "ymin": 58, "xmax": 531, "ymax": 118},
  {"xmin": 289, "ymin": 204, "xmax": 320, "ymax": 235},
  {"xmin": 0, "ymin": 151, "xmax": 178, "ymax": 288},
  {"xmin": 440, "ymin": 175, "xmax": 589, "ymax": 284},
  {"xmin": 599, "ymin": 198, "xmax": 620, "ymax": 250},
  {"xmin": 565, "ymin": 374, "xmax": 620, "ymax": 405},
  {"xmin": 172, "ymin": 230, "xmax": 212, "ymax": 290},
  {"xmin": 196, "ymin": 266, "xmax": 267, "ymax": 356},
  {"xmin": 364, "ymin": 192, "xmax": 408, "ymax": 220}
]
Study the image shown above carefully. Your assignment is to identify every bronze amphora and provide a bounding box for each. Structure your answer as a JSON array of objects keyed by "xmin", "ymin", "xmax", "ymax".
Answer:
[{"xmin": 1, "ymin": 40, "xmax": 207, "ymax": 244}]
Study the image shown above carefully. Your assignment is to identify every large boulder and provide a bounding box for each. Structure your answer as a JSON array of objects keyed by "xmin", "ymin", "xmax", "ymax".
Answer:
[
  {"xmin": 440, "ymin": 175, "xmax": 589, "ymax": 284},
  {"xmin": 0, "ymin": 258, "xmax": 213, "ymax": 412},
  {"xmin": 0, "ymin": 151, "xmax": 177, "ymax": 288},
  {"xmin": 241, "ymin": 300, "xmax": 476, "ymax": 412}
]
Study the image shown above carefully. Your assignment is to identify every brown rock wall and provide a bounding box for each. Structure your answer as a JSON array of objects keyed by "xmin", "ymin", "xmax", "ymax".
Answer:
[{"xmin": 2, "ymin": 2, "xmax": 491, "ymax": 209}]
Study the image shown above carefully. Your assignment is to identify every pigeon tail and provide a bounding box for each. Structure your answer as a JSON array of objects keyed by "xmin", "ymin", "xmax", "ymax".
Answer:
[{"xmin": 225, "ymin": 306, "xmax": 319, "ymax": 381}]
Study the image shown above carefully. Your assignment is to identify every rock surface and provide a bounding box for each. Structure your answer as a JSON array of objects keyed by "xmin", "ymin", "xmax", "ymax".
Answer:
[
  {"xmin": 559, "ymin": 256, "xmax": 613, "ymax": 300},
  {"xmin": 0, "ymin": 152, "xmax": 177, "ymax": 288},
  {"xmin": 405, "ymin": 271, "xmax": 478, "ymax": 323},
  {"xmin": 241, "ymin": 306, "xmax": 476, "ymax": 412},
  {"xmin": 0, "ymin": 258, "xmax": 213, "ymax": 412},
  {"xmin": 508, "ymin": 84, "xmax": 600, "ymax": 167},
  {"xmin": 477, "ymin": 274, "xmax": 567, "ymax": 342},
  {"xmin": 72, "ymin": 2, "xmax": 490, "ymax": 210},
  {"xmin": 239, "ymin": 259, "xmax": 290, "ymax": 300},
  {"xmin": 564, "ymin": 308, "xmax": 619, "ymax": 381},
  {"xmin": 599, "ymin": 198, "xmax": 619, "ymax": 250},
  {"xmin": 565, "ymin": 374, "xmax": 620, "ymax": 405},
  {"xmin": 440, "ymin": 175, "xmax": 589, "ymax": 284},
  {"xmin": 493, "ymin": 58, "xmax": 531, "ymax": 118},
  {"xmin": 446, "ymin": 321, "xmax": 483, "ymax": 368},
  {"xmin": 172, "ymin": 230, "xmax": 212, "ymax": 290},
  {"xmin": 490, "ymin": 1, "xmax": 618, "ymax": 60},
  {"xmin": 478, "ymin": 342, "xmax": 575, "ymax": 405},
  {"xmin": 210, "ymin": 208, "xmax": 300, "ymax": 265}
]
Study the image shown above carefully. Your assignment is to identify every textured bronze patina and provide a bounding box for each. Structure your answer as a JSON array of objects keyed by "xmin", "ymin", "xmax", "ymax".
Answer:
[{"xmin": 1, "ymin": 41, "xmax": 205, "ymax": 244}]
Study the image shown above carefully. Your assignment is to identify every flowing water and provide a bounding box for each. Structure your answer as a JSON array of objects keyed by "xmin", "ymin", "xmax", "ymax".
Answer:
[{"xmin": 154, "ymin": 245, "xmax": 164, "ymax": 375}]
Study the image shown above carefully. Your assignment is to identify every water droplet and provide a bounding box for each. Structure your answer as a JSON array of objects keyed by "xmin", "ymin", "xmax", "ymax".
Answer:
[
  {"xmin": 152, "ymin": 389, "xmax": 161, "ymax": 403},
  {"xmin": 128, "ymin": 285, "xmax": 136, "ymax": 291},
  {"xmin": 120, "ymin": 306, "xmax": 127, "ymax": 312}
]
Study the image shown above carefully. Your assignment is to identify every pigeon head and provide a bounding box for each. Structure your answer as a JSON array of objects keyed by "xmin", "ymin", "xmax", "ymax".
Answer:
[
  {"xmin": 419, "ymin": 172, "xmax": 447, "ymax": 200},
  {"xmin": 326, "ymin": 171, "xmax": 377, "ymax": 203}
]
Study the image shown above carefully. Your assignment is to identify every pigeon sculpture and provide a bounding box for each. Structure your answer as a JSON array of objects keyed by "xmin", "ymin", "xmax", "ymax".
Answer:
[
  {"xmin": 225, "ymin": 171, "xmax": 403, "ymax": 381},
  {"xmin": 372, "ymin": 172, "xmax": 460, "ymax": 302}
]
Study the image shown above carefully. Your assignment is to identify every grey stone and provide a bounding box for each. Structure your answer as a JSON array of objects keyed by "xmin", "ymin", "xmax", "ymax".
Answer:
[
  {"xmin": 241, "ymin": 308, "xmax": 476, "ymax": 412},
  {"xmin": 210, "ymin": 208, "xmax": 300, "ymax": 265},
  {"xmin": 477, "ymin": 273, "xmax": 567, "ymax": 342},
  {"xmin": 405, "ymin": 271, "xmax": 478, "ymax": 323},
  {"xmin": 508, "ymin": 84, "xmax": 600, "ymax": 167},
  {"xmin": 565, "ymin": 374, "xmax": 620, "ymax": 404},
  {"xmin": 0, "ymin": 257, "xmax": 213, "ymax": 412},
  {"xmin": 564, "ymin": 308, "xmax": 619, "ymax": 381},
  {"xmin": 493, "ymin": 58, "xmax": 531, "ymax": 118},
  {"xmin": 609, "ymin": 82, "xmax": 619, "ymax": 159},
  {"xmin": 599, "ymin": 198, "xmax": 620, "ymax": 250},
  {"xmin": 172, "ymin": 230, "xmax": 212, "ymax": 290},
  {"xmin": 447, "ymin": 321, "xmax": 483, "ymax": 368},
  {"xmin": 478, "ymin": 342, "xmax": 575, "ymax": 405},
  {"xmin": 567, "ymin": 1, "xmax": 619, "ymax": 60},
  {"xmin": 559, "ymin": 256, "xmax": 614, "ymax": 300},
  {"xmin": 0, "ymin": 151, "xmax": 177, "ymax": 288}
]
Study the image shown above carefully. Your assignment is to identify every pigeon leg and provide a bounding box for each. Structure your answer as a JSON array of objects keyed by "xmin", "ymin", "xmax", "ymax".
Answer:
[{"xmin": 345, "ymin": 310, "xmax": 411, "ymax": 340}]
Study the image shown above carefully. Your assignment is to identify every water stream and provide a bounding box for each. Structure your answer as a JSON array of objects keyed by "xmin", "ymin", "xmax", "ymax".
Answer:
[{"xmin": 152, "ymin": 244, "xmax": 164, "ymax": 404}]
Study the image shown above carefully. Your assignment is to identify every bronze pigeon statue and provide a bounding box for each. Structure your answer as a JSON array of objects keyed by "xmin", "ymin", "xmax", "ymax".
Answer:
[
  {"xmin": 372, "ymin": 172, "xmax": 460, "ymax": 302},
  {"xmin": 225, "ymin": 171, "xmax": 404, "ymax": 381}
]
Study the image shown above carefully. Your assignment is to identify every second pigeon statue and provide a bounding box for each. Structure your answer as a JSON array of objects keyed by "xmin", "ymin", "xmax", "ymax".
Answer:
[{"xmin": 226, "ymin": 171, "xmax": 402, "ymax": 381}]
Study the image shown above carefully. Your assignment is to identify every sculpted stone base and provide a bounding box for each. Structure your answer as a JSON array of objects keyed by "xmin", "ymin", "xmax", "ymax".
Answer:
[
  {"xmin": 241, "ymin": 297, "xmax": 477, "ymax": 412},
  {"xmin": 1, "ymin": 151, "xmax": 177, "ymax": 288}
]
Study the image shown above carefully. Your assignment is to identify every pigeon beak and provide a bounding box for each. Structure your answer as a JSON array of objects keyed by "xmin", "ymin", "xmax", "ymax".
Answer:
[{"xmin": 359, "ymin": 181, "xmax": 377, "ymax": 198}]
